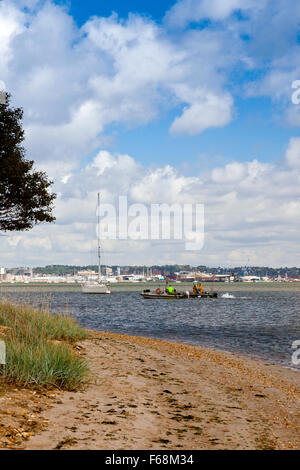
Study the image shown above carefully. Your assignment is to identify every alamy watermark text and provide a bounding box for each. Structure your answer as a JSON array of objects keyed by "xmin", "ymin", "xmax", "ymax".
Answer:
[{"xmin": 97, "ymin": 196, "xmax": 204, "ymax": 251}]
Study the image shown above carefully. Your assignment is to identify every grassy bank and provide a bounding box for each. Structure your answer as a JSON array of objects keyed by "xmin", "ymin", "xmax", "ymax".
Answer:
[{"xmin": 0, "ymin": 300, "xmax": 89, "ymax": 390}]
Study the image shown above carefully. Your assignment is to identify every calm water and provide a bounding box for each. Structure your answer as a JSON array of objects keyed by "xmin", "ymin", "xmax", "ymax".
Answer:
[{"xmin": 2, "ymin": 286, "xmax": 300, "ymax": 370}]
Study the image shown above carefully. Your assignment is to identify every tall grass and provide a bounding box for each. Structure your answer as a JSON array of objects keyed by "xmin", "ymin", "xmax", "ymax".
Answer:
[{"xmin": 0, "ymin": 300, "xmax": 89, "ymax": 390}]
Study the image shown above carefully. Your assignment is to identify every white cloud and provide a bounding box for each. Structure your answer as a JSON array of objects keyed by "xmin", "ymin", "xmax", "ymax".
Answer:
[
  {"xmin": 170, "ymin": 93, "xmax": 233, "ymax": 135},
  {"xmin": 211, "ymin": 160, "xmax": 268, "ymax": 185},
  {"xmin": 91, "ymin": 151, "xmax": 118, "ymax": 176},
  {"xmin": 1, "ymin": 138, "xmax": 300, "ymax": 267},
  {"xmin": 165, "ymin": 0, "xmax": 258, "ymax": 27},
  {"xmin": 0, "ymin": 0, "xmax": 238, "ymax": 179},
  {"xmin": 130, "ymin": 165, "xmax": 197, "ymax": 204},
  {"xmin": 61, "ymin": 173, "xmax": 72, "ymax": 184},
  {"xmin": 1, "ymin": 0, "xmax": 298, "ymax": 171},
  {"xmin": 23, "ymin": 236, "xmax": 52, "ymax": 250},
  {"xmin": 2, "ymin": 1, "xmax": 300, "ymax": 267},
  {"xmin": 212, "ymin": 162, "xmax": 246, "ymax": 184},
  {"xmin": 166, "ymin": 0, "xmax": 300, "ymax": 129},
  {"xmin": 285, "ymin": 137, "xmax": 300, "ymax": 168},
  {"xmin": 0, "ymin": 1, "xmax": 24, "ymax": 71}
]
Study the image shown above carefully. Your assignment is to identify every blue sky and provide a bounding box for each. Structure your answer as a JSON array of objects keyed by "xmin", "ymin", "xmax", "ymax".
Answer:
[
  {"xmin": 111, "ymin": 97, "xmax": 295, "ymax": 171},
  {"xmin": 52, "ymin": 0, "xmax": 298, "ymax": 172},
  {"xmin": 61, "ymin": 0, "xmax": 176, "ymax": 25},
  {"xmin": 2, "ymin": 0, "xmax": 300, "ymax": 267}
]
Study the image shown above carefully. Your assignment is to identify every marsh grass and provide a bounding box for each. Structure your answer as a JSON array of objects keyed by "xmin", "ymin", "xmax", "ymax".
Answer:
[{"xmin": 0, "ymin": 299, "xmax": 89, "ymax": 390}]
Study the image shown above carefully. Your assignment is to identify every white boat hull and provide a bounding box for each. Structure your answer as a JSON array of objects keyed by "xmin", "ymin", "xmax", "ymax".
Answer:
[
  {"xmin": 82, "ymin": 283, "xmax": 111, "ymax": 294},
  {"xmin": 82, "ymin": 194, "xmax": 111, "ymax": 295}
]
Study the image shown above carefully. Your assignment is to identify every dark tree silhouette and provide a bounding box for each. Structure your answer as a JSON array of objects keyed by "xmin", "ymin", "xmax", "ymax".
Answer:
[{"xmin": 0, "ymin": 94, "xmax": 56, "ymax": 231}]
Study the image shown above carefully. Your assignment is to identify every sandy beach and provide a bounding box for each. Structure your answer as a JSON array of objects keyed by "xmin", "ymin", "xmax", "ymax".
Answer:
[{"xmin": 0, "ymin": 331, "xmax": 299, "ymax": 450}]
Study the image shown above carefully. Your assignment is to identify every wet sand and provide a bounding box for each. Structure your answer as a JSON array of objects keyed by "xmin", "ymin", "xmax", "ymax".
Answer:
[{"xmin": 1, "ymin": 331, "xmax": 299, "ymax": 450}]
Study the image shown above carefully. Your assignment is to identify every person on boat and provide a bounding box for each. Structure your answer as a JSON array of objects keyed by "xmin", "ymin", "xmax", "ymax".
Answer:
[
  {"xmin": 198, "ymin": 283, "xmax": 204, "ymax": 295},
  {"xmin": 193, "ymin": 283, "xmax": 199, "ymax": 294},
  {"xmin": 168, "ymin": 285, "xmax": 174, "ymax": 295}
]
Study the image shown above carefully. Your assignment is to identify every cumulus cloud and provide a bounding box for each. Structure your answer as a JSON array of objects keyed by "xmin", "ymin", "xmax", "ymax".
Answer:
[
  {"xmin": 130, "ymin": 165, "xmax": 197, "ymax": 204},
  {"xmin": 1, "ymin": 0, "xmax": 300, "ymax": 164},
  {"xmin": 1, "ymin": 139, "xmax": 300, "ymax": 267},
  {"xmin": 166, "ymin": 0, "xmax": 300, "ymax": 128},
  {"xmin": 0, "ymin": 1, "xmax": 24, "ymax": 69},
  {"xmin": 212, "ymin": 162, "xmax": 247, "ymax": 184},
  {"xmin": 0, "ymin": 0, "xmax": 239, "ymax": 178},
  {"xmin": 2, "ymin": 0, "xmax": 299, "ymax": 175},
  {"xmin": 285, "ymin": 137, "xmax": 300, "ymax": 168},
  {"xmin": 165, "ymin": 0, "xmax": 256, "ymax": 27},
  {"xmin": 1, "ymin": 0, "xmax": 300, "ymax": 267},
  {"xmin": 170, "ymin": 93, "xmax": 233, "ymax": 135}
]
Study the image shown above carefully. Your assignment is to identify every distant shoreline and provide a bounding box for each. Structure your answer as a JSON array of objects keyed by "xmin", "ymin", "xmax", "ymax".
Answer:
[{"xmin": 1, "ymin": 281, "xmax": 300, "ymax": 291}]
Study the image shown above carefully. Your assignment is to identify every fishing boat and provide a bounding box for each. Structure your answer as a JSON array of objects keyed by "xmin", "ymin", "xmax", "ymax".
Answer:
[
  {"xmin": 189, "ymin": 291, "xmax": 218, "ymax": 298},
  {"xmin": 82, "ymin": 193, "xmax": 111, "ymax": 295},
  {"xmin": 141, "ymin": 288, "xmax": 218, "ymax": 299},
  {"xmin": 141, "ymin": 290, "xmax": 188, "ymax": 299}
]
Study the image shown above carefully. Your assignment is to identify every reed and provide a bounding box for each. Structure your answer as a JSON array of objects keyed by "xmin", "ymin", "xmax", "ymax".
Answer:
[{"xmin": 0, "ymin": 300, "xmax": 89, "ymax": 390}]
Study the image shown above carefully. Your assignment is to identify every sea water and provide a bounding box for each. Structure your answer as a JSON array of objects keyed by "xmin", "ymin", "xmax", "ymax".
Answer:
[{"xmin": 1, "ymin": 285, "xmax": 300, "ymax": 370}]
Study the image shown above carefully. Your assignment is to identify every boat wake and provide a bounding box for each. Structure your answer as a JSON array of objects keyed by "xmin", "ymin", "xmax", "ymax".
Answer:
[{"xmin": 221, "ymin": 293, "xmax": 235, "ymax": 299}]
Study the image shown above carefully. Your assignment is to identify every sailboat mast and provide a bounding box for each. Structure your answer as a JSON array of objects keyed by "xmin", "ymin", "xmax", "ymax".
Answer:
[{"xmin": 97, "ymin": 192, "xmax": 101, "ymax": 283}]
